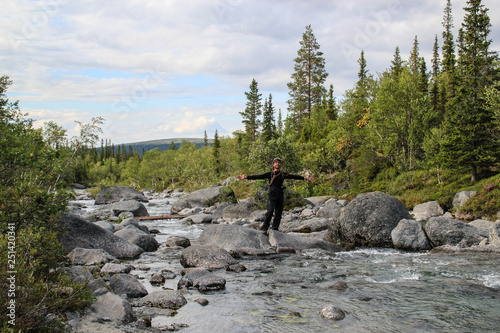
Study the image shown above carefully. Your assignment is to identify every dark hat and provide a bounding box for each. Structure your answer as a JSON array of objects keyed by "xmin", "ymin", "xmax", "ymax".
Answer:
[{"xmin": 273, "ymin": 157, "xmax": 281, "ymax": 163}]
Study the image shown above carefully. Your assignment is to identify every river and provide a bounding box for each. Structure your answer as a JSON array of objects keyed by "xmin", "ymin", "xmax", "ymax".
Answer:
[{"xmin": 75, "ymin": 195, "xmax": 500, "ymax": 333}]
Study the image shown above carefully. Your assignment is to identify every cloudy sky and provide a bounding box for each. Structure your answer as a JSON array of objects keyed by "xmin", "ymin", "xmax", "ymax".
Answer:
[{"xmin": 2, "ymin": 0, "xmax": 500, "ymax": 144}]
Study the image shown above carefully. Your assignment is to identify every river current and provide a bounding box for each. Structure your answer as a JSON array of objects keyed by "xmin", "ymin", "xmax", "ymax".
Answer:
[{"xmin": 75, "ymin": 196, "xmax": 500, "ymax": 333}]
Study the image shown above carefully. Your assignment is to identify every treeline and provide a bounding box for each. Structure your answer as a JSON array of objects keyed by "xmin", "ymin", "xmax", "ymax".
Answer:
[{"xmin": 62, "ymin": 0, "xmax": 499, "ymax": 197}]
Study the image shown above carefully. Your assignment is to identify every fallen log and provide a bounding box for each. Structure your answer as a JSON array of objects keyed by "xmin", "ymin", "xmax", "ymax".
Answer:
[{"xmin": 135, "ymin": 214, "xmax": 193, "ymax": 221}]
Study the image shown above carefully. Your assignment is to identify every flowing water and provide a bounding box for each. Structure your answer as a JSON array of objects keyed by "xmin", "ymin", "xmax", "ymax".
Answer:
[{"xmin": 75, "ymin": 196, "xmax": 500, "ymax": 333}]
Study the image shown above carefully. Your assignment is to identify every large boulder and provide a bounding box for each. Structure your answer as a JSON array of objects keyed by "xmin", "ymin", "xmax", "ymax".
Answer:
[
  {"xmin": 268, "ymin": 230, "xmax": 342, "ymax": 252},
  {"xmin": 95, "ymin": 186, "xmax": 148, "ymax": 205},
  {"xmin": 411, "ymin": 201, "xmax": 444, "ymax": 222},
  {"xmin": 324, "ymin": 192, "xmax": 412, "ymax": 249},
  {"xmin": 111, "ymin": 200, "xmax": 149, "ymax": 217},
  {"xmin": 391, "ymin": 219, "xmax": 432, "ymax": 251},
  {"xmin": 171, "ymin": 185, "xmax": 237, "ymax": 213},
  {"xmin": 177, "ymin": 269, "xmax": 226, "ymax": 291},
  {"xmin": 222, "ymin": 200, "xmax": 256, "ymax": 221},
  {"xmin": 195, "ymin": 224, "xmax": 271, "ymax": 252},
  {"xmin": 91, "ymin": 292, "xmax": 134, "ymax": 324},
  {"xmin": 280, "ymin": 217, "xmax": 330, "ymax": 233},
  {"xmin": 139, "ymin": 290, "xmax": 187, "ymax": 309},
  {"xmin": 180, "ymin": 245, "xmax": 237, "ymax": 269},
  {"xmin": 108, "ymin": 273, "xmax": 148, "ymax": 298},
  {"xmin": 114, "ymin": 225, "xmax": 159, "ymax": 252},
  {"xmin": 424, "ymin": 217, "xmax": 489, "ymax": 247},
  {"xmin": 67, "ymin": 247, "xmax": 116, "ymax": 265},
  {"xmin": 58, "ymin": 213, "xmax": 144, "ymax": 259},
  {"xmin": 469, "ymin": 220, "xmax": 500, "ymax": 245},
  {"xmin": 452, "ymin": 190, "xmax": 477, "ymax": 211},
  {"xmin": 316, "ymin": 198, "xmax": 345, "ymax": 219}
]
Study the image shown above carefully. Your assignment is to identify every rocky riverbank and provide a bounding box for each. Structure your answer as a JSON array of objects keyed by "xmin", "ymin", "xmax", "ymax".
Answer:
[{"xmin": 59, "ymin": 184, "xmax": 500, "ymax": 332}]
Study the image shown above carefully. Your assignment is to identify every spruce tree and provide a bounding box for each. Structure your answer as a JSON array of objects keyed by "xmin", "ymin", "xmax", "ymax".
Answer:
[
  {"xmin": 440, "ymin": 0, "xmax": 499, "ymax": 182},
  {"xmin": 390, "ymin": 46, "xmax": 403, "ymax": 81},
  {"xmin": 262, "ymin": 93, "xmax": 276, "ymax": 142},
  {"xmin": 213, "ymin": 129, "xmax": 221, "ymax": 174},
  {"xmin": 287, "ymin": 25, "xmax": 328, "ymax": 128},
  {"xmin": 240, "ymin": 78, "xmax": 262, "ymax": 142},
  {"xmin": 430, "ymin": 35, "xmax": 443, "ymax": 117}
]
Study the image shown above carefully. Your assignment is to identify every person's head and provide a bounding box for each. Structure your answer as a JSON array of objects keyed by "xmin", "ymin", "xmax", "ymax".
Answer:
[{"xmin": 272, "ymin": 157, "xmax": 282, "ymax": 170}]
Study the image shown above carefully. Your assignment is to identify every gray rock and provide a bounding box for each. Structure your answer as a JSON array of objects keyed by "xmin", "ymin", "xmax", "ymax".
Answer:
[
  {"xmin": 149, "ymin": 273, "xmax": 165, "ymax": 286},
  {"xmin": 184, "ymin": 213, "xmax": 215, "ymax": 224},
  {"xmin": 305, "ymin": 196, "xmax": 330, "ymax": 206},
  {"xmin": 112, "ymin": 200, "xmax": 149, "ymax": 217},
  {"xmin": 58, "ymin": 214, "xmax": 144, "ymax": 259},
  {"xmin": 319, "ymin": 305, "xmax": 345, "ymax": 320},
  {"xmin": 391, "ymin": 219, "xmax": 432, "ymax": 251},
  {"xmin": 249, "ymin": 209, "xmax": 267, "ymax": 222},
  {"xmin": 67, "ymin": 248, "xmax": 116, "ymax": 266},
  {"xmin": 316, "ymin": 199, "xmax": 343, "ymax": 219},
  {"xmin": 94, "ymin": 220, "xmax": 115, "ymax": 233},
  {"xmin": 412, "ymin": 201, "xmax": 444, "ymax": 221},
  {"xmin": 62, "ymin": 265, "xmax": 93, "ymax": 284},
  {"xmin": 195, "ymin": 224, "xmax": 271, "ymax": 252},
  {"xmin": 180, "ymin": 245, "xmax": 237, "ymax": 269},
  {"xmin": 95, "ymin": 186, "xmax": 148, "ymax": 205},
  {"xmin": 165, "ymin": 235, "xmax": 191, "ymax": 248},
  {"xmin": 453, "ymin": 190, "xmax": 477, "ymax": 210},
  {"xmin": 100, "ymin": 263, "xmax": 132, "ymax": 275},
  {"xmin": 114, "ymin": 225, "xmax": 159, "ymax": 252},
  {"xmin": 171, "ymin": 185, "xmax": 237, "ymax": 213},
  {"xmin": 280, "ymin": 217, "xmax": 330, "ymax": 233},
  {"xmin": 268, "ymin": 230, "xmax": 342, "ymax": 252},
  {"xmin": 324, "ymin": 192, "xmax": 412, "ymax": 249},
  {"xmin": 469, "ymin": 220, "xmax": 500, "ymax": 245},
  {"xmin": 108, "ymin": 273, "xmax": 148, "ymax": 298},
  {"xmin": 91, "ymin": 292, "xmax": 134, "ymax": 324},
  {"xmin": 222, "ymin": 200, "xmax": 256, "ymax": 221},
  {"xmin": 177, "ymin": 269, "xmax": 226, "ymax": 291},
  {"xmin": 425, "ymin": 217, "xmax": 489, "ymax": 247},
  {"xmin": 139, "ymin": 290, "xmax": 187, "ymax": 309}
]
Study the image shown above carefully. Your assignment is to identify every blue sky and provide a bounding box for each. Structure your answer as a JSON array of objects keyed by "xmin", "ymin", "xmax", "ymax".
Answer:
[{"xmin": 2, "ymin": 0, "xmax": 499, "ymax": 144}]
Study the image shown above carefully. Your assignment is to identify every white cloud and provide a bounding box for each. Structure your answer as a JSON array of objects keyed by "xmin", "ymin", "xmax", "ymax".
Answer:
[{"xmin": 2, "ymin": 0, "xmax": 500, "ymax": 142}]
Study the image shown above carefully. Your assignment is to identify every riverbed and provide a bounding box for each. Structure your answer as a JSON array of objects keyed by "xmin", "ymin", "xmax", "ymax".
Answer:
[{"xmin": 75, "ymin": 195, "xmax": 500, "ymax": 333}]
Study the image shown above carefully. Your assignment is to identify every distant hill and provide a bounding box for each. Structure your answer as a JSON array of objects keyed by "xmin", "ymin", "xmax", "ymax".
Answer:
[{"xmin": 117, "ymin": 138, "xmax": 212, "ymax": 155}]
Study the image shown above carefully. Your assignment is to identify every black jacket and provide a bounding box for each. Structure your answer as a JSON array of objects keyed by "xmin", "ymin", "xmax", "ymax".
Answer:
[{"xmin": 246, "ymin": 171, "xmax": 304, "ymax": 189}]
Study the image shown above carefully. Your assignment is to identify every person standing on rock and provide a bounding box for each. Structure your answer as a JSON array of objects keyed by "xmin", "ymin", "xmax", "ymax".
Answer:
[{"xmin": 237, "ymin": 157, "xmax": 314, "ymax": 234}]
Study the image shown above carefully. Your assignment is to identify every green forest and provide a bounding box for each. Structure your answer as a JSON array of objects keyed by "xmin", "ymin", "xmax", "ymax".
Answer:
[{"xmin": 1, "ymin": 0, "xmax": 500, "ymax": 330}]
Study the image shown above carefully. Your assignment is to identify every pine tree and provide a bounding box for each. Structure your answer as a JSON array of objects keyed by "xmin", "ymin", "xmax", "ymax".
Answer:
[
  {"xmin": 287, "ymin": 25, "xmax": 328, "ymax": 127},
  {"xmin": 440, "ymin": 0, "xmax": 499, "ymax": 182},
  {"xmin": 277, "ymin": 109, "xmax": 283, "ymax": 136},
  {"xmin": 262, "ymin": 93, "xmax": 276, "ymax": 141},
  {"xmin": 390, "ymin": 46, "xmax": 403, "ymax": 81},
  {"xmin": 169, "ymin": 141, "xmax": 176, "ymax": 151},
  {"xmin": 357, "ymin": 50, "xmax": 368, "ymax": 87},
  {"xmin": 430, "ymin": 35, "xmax": 442, "ymax": 116},
  {"xmin": 408, "ymin": 36, "xmax": 421, "ymax": 75},
  {"xmin": 213, "ymin": 129, "xmax": 221, "ymax": 174},
  {"xmin": 203, "ymin": 130, "xmax": 208, "ymax": 147},
  {"xmin": 325, "ymin": 84, "xmax": 338, "ymax": 121},
  {"xmin": 441, "ymin": 0, "xmax": 457, "ymax": 107},
  {"xmin": 240, "ymin": 78, "xmax": 262, "ymax": 142}
]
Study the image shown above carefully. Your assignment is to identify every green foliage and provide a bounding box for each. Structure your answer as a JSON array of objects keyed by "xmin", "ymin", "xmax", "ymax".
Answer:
[
  {"xmin": 459, "ymin": 175, "xmax": 500, "ymax": 220},
  {"xmin": 240, "ymin": 78, "xmax": 262, "ymax": 142},
  {"xmin": 287, "ymin": 24, "xmax": 328, "ymax": 130},
  {"xmin": 0, "ymin": 75, "xmax": 94, "ymax": 331}
]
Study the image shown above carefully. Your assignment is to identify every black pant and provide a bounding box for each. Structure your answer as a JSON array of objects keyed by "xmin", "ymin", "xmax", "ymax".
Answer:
[{"xmin": 262, "ymin": 187, "xmax": 284, "ymax": 231}]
